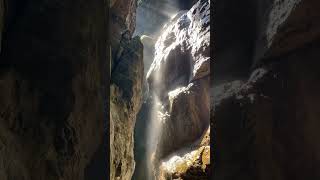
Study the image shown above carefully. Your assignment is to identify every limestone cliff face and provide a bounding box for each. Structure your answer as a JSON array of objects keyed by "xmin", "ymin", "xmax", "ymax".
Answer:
[
  {"xmin": 110, "ymin": 0, "xmax": 144, "ymax": 179},
  {"xmin": 0, "ymin": 0, "xmax": 107, "ymax": 180},
  {"xmin": 214, "ymin": 0, "xmax": 320, "ymax": 179},
  {"xmin": 146, "ymin": 0, "xmax": 211, "ymax": 178},
  {"xmin": 110, "ymin": 37, "xmax": 144, "ymax": 180}
]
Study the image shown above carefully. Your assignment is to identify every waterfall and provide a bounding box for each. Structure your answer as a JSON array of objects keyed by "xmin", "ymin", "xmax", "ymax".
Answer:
[
  {"xmin": 146, "ymin": 93, "xmax": 164, "ymax": 179},
  {"xmin": 145, "ymin": 52, "xmax": 169, "ymax": 179},
  {"xmin": 144, "ymin": 8, "xmax": 190, "ymax": 180},
  {"xmin": 133, "ymin": 1, "xmax": 202, "ymax": 179}
]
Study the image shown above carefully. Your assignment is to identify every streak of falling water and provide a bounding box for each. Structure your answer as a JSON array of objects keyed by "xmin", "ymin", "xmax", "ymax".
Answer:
[
  {"xmin": 134, "ymin": 1, "xmax": 187, "ymax": 179},
  {"xmin": 144, "ymin": 11, "xmax": 187, "ymax": 180},
  {"xmin": 145, "ymin": 64, "xmax": 170, "ymax": 179},
  {"xmin": 146, "ymin": 93, "xmax": 162, "ymax": 180}
]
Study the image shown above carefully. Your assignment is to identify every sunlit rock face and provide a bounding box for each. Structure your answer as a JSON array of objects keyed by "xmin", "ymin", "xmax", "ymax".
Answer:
[
  {"xmin": 134, "ymin": 0, "xmax": 201, "ymax": 78},
  {"xmin": 155, "ymin": 79, "xmax": 209, "ymax": 162},
  {"xmin": 147, "ymin": 0, "xmax": 210, "ymax": 99},
  {"xmin": 159, "ymin": 128, "xmax": 210, "ymax": 180},
  {"xmin": 110, "ymin": 0, "xmax": 145, "ymax": 179},
  {"xmin": 146, "ymin": 0, "xmax": 210, "ymax": 178},
  {"xmin": 214, "ymin": 0, "xmax": 320, "ymax": 179}
]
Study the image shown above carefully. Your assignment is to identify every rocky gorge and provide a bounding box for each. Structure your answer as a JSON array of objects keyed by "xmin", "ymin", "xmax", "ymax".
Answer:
[
  {"xmin": 1, "ymin": 0, "xmax": 318, "ymax": 179},
  {"xmin": 132, "ymin": 0, "xmax": 211, "ymax": 179},
  {"xmin": 0, "ymin": 0, "xmax": 211, "ymax": 179},
  {"xmin": 112, "ymin": 0, "xmax": 320, "ymax": 179}
]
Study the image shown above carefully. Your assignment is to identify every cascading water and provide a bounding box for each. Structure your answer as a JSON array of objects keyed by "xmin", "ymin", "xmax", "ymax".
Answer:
[
  {"xmin": 145, "ymin": 93, "xmax": 167, "ymax": 179},
  {"xmin": 133, "ymin": 0, "xmax": 209, "ymax": 179},
  {"xmin": 132, "ymin": 6, "xmax": 180, "ymax": 179},
  {"xmin": 143, "ymin": 10, "xmax": 194, "ymax": 180}
]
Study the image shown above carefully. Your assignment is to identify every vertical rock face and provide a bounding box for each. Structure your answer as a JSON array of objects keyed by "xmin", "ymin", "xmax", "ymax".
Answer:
[
  {"xmin": 146, "ymin": 0, "xmax": 211, "ymax": 178},
  {"xmin": 254, "ymin": 0, "xmax": 320, "ymax": 62},
  {"xmin": 110, "ymin": 37, "xmax": 144, "ymax": 180},
  {"xmin": 214, "ymin": 0, "xmax": 320, "ymax": 180},
  {"xmin": 0, "ymin": 0, "xmax": 107, "ymax": 180},
  {"xmin": 147, "ymin": 0, "xmax": 210, "ymax": 98},
  {"xmin": 110, "ymin": 0, "xmax": 144, "ymax": 180},
  {"xmin": 134, "ymin": 0, "xmax": 198, "ymax": 79}
]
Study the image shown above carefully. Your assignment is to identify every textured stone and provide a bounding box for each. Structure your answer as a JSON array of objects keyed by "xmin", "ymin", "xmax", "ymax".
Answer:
[
  {"xmin": 155, "ymin": 78, "xmax": 210, "ymax": 162},
  {"xmin": 110, "ymin": 0, "xmax": 145, "ymax": 179},
  {"xmin": 0, "ymin": 0, "xmax": 108, "ymax": 179},
  {"xmin": 254, "ymin": 0, "xmax": 320, "ymax": 64},
  {"xmin": 110, "ymin": 0, "xmax": 137, "ymax": 61},
  {"xmin": 144, "ymin": 0, "xmax": 211, "ymax": 179},
  {"xmin": 159, "ymin": 128, "xmax": 210, "ymax": 180},
  {"xmin": 213, "ymin": 0, "xmax": 320, "ymax": 179},
  {"xmin": 110, "ymin": 36, "xmax": 144, "ymax": 180},
  {"xmin": 147, "ymin": 0, "xmax": 210, "ymax": 99},
  {"xmin": 215, "ymin": 47, "xmax": 320, "ymax": 179}
]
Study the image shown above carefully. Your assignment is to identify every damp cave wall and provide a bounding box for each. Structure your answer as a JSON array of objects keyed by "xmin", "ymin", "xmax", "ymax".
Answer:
[
  {"xmin": 0, "ymin": 0, "xmax": 109, "ymax": 180},
  {"xmin": 213, "ymin": 0, "xmax": 320, "ymax": 180}
]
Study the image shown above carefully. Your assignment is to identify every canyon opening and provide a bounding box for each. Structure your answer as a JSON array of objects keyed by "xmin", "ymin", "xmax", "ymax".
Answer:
[{"xmin": 132, "ymin": 0, "xmax": 211, "ymax": 179}]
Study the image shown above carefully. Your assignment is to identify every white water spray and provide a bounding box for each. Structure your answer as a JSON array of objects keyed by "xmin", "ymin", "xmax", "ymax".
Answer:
[
  {"xmin": 145, "ymin": 50, "xmax": 172, "ymax": 178},
  {"xmin": 146, "ymin": 93, "xmax": 164, "ymax": 179},
  {"xmin": 135, "ymin": 1, "xmax": 191, "ymax": 179}
]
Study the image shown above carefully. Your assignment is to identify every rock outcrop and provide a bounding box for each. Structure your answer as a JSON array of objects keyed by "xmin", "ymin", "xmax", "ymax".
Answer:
[
  {"xmin": 214, "ymin": 0, "xmax": 320, "ymax": 179},
  {"xmin": 110, "ymin": 36, "xmax": 144, "ymax": 180},
  {"xmin": 146, "ymin": 0, "xmax": 211, "ymax": 178},
  {"xmin": 159, "ymin": 128, "xmax": 210, "ymax": 180},
  {"xmin": 0, "ymin": 0, "xmax": 108, "ymax": 180},
  {"xmin": 147, "ymin": 0, "xmax": 210, "ymax": 96},
  {"xmin": 110, "ymin": 0, "xmax": 144, "ymax": 180},
  {"xmin": 254, "ymin": 0, "xmax": 320, "ymax": 62}
]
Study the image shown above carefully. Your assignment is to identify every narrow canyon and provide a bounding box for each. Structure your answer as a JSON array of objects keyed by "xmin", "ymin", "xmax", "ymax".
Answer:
[
  {"xmin": 1, "ymin": 0, "xmax": 320, "ymax": 180},
  {"xmin": 111, "ymin": 0, "xmax": 211, "ymax": 179}
]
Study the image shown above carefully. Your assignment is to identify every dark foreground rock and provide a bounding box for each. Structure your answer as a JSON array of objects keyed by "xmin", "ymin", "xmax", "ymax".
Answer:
[
  {"xmin": 0, "ymin": 0, "xmax": 107, "ymax": 180},
  {"xmin": 214, "ymin": 0, "xmax": 320, "ymax": 180}
]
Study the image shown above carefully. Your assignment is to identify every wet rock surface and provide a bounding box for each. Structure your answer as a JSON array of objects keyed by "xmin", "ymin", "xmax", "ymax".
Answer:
[
  {"xmin": 145, "ymin": 0, "xmax": 211, "ymax": 179},
  {"xmin": 147, "ymin": 0, "xmax": 210, "ymax": 96},
  {"xmin": 159, "ymin": 128, "xmax": 210, "ymax": 180}
]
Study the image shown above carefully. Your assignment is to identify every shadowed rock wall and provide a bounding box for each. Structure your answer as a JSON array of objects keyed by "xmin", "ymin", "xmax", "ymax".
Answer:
[
  {"xmin": 0, "ymin": 0, "xmax": 108, "ymax": 180},
  {"xmin": 213, "ymin": 0, "xmax": 320, "ymax": 180}
]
